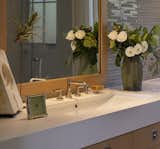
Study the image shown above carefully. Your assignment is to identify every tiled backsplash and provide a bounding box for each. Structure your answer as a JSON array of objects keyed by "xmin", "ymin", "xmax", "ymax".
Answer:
[{"xmin": 108, "ymin": 0, "xmax": 138, "ymax": 26}]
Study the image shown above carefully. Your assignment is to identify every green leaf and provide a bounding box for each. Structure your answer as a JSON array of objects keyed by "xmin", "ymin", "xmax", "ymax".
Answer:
[
  {"xmin": 83, "ymin": 36, "xmax": 97, "ymax": 48},
  {"xmin": 113, "ymin": 23, "xmax": 123, "ymax": 31},
  {"xmin": 142, "ymin": 27, "xmax": 149, "ymax": 40},
  {"xmin": 109, "ymin": 40, "xmax": 116, "ymax": 49},
  {"xmin": 152, "ymin": 25, "xmax": 160, "ymax": 35},
  {"xmin": 137, "ymin": 34, "xmax": 142, "ymax": 42},
  {"xmin": 142, "ymin": 33, "xmax": 148, "ymax": 41},
  {"xmin": 143, "ymin": 27, "xmax": 148, "ymax": 33},
  {"xmin": 150, "ymin": 35, "xmax": 159, "ymax": 47},
  {"xmin": 128, "ymin": 34, "xmax": 137, "ymax": 40},
  {"xmin": 115, "ymin": 54, "xmax": 121, "ymax": 67}
]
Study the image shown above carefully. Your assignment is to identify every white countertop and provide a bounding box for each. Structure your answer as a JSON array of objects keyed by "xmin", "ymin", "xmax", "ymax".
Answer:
[{"xmin": 1, "ymin": 78, "xmax": 160, "ymax": 149}]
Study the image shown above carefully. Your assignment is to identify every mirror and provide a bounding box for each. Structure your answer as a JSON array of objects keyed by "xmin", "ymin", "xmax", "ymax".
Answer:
[
  {"xmin": 107, "ymin": 0, "xmax": 160, "ymax": 88},
  {"xmin": 6, "ymin": 0, "xmax": 100, "ymax": 84}
]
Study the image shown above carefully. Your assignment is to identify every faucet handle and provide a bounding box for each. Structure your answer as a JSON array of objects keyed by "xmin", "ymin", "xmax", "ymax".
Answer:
[
  {"xmin": 84, "ymin": 84, "xmax": 89, "ymax": 94},
  {"xmin": 55, "ymin": 89, "xmax": 64, "ymax": 100},
  {"xmin": 66, "ymin": 87, "xmax": 72, "ymax": 99},
  {"xmin": 45, "ymin": 90, "xmax": 54, "ymax": 98},
  {"xmin": 75, "ymin": 86, "xmax": 84, "ymax": 96}
]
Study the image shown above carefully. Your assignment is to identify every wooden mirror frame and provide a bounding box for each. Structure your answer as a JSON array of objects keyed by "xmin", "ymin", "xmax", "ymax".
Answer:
[{"xmin": 0, "ymin": 0, "xmax": 107, "ymax": 97}]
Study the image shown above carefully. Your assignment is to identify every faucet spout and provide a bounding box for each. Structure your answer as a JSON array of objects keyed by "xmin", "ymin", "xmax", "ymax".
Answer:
[{"xmin": 66, "ymin": 79, "xmax": 89, "ymax": 98}]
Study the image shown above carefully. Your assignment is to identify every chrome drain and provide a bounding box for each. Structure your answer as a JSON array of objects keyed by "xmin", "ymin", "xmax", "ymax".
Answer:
[{"xmin": 74, "ymin": 104, "xmax": 78, "ymax": 108}]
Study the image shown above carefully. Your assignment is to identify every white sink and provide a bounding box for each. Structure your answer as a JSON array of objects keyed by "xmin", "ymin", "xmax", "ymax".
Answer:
[
  {"xmin": 73, "ymin": 90, "xmax": 155, "ymax": 116},
  {"xmin": 46, "ymin": 89, "xmax": 156, "ymax": 118},
  {"xmin": 72, "ymin": 91, "xmax": 114, "ymax": 116},
  {"xmin": 46, "ymin": 90, "xmax": 113, "ymax": 117},
  {"xmin": 46, "ymin": 98, "xmax": 77, "ymax": 117}
]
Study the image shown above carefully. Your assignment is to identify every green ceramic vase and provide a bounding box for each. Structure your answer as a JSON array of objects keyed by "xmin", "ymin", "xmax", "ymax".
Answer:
[{"xmin": 121, "ymin": 56, "xmax": 143, "ymax": 91}]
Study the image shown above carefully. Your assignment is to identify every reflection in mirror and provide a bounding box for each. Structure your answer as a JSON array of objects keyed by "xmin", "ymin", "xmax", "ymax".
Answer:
[
  {"xmin": 107, "ymin": 0, "xmax": 160, "ymax": 88},
  {"xmin": 6, "ymin": 0, "xmax": 99, "ymax": 83}
]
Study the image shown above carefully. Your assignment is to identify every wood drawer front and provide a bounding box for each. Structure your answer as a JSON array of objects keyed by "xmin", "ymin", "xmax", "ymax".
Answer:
[
  {"xmin": 84, "ymin": 133, "xmax": 133, "ymax": 149},
  {"xmin": 83, "ymin": 123, "xmax": 160, "ymax": 149},
  {"xmin": 150, "ymin": 142, "xmax": 160, "ymax": 149},
  {"xmin": 132, "ymin": 123, "xmax": 160, "ymax": 149}
]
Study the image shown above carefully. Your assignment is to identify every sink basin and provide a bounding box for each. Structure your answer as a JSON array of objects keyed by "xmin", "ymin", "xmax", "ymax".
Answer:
[
  {"xmin": 46, "ymin": 89, "xmax": 156, "ymax": 118},
  {"xmin": 46, "ymin": 98, "xmax": 77, "ymax": 117},
  {"xmin": 72, "ymin": 91, "xmax": 114, "ymax": 116},
  {"xmin": 75, "ymin": 90, "xmax": 155, "ymax": 115},
  {"xmin": 46, "ymin": 90, "xmax": 113, "ymax": 117}
]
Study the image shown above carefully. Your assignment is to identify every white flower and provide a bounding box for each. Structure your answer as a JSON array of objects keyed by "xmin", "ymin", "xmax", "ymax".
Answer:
[
  {"xmin": 117, "ymin": 31, "xmax": 127, "ymax": 42},
  {"xmin": 134, "ymin": 43, "xmax": 143, "ymax": 55},
  {"xmin": 141, "ymin": 41, "xmax": 148, "ymax": 53},
  {"xmin": 108, "ymin": 30, "xmax": 118, "ymax": 40},
  {"xmin": 71, "ymin": 41, "xmax": 76, "ymax": 51},
  {"xmin": 66, "ymin": 30, "xmax": 75, "ymax": 40},
  {"xmin": 75, "ymin": 30, "xmax": 86, "ymax": 39},
  {"xmin": 125, "ymin": 46, "xmax": 135, "ymax": 57}
]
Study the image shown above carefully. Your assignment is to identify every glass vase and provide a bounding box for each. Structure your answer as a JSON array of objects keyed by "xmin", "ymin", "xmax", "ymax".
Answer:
[{"xmin": 121, "ymin": 56, "xmax": 143, "ymax": 91}]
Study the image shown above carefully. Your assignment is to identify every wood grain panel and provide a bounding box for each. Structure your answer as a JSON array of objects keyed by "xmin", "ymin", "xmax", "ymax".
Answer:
[
  {"xmin": 18, "ymin": 74, "xmax": 103, "ymax": 96},
  {"xmin": 0, "ymin": 0, "xmax": 7, "ymax": 50},
  {"xmin": 83, "ymin": 132, "xmax": 133, "ymax": 149},
  {"xmin": 83, "ymin": 123, "xmax": 160, "ymax": 149},
  {"xmin": 132, "ymin": 123, "xmax": 160, "ymax": 149}
]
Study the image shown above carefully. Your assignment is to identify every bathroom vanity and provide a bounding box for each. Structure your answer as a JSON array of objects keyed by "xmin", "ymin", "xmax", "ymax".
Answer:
[
  {"xmin": 0, "ymin": 79, "xmax": 160, "ymax": 149},
  {"xmin": 84, "ymin": 122, "xmax": 160, "ymax": 149}
]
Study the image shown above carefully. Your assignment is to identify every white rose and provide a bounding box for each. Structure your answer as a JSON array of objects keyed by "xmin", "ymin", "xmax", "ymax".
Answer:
[
  {"xmin": 134, "ymin": 43, "xmax": 143, "ymax": 55},
  {"xmin": 117, "ymin": 31, "xmax": 127, "ymax": 42},
  {"xmin": 71, "ymin": 41, "xmax": 76, "ymax": 51},
  {"xmin": 108, "ymin": 30, "xmax": 118, "ymax": 40},
  {"xmin": 125, "ymin": 46, "xmax": 135, "ymax": 57},
  {"xmin": 141, "ymin": 41, "xmax": 148, "ymax": 53},
  {"xmin": 66, "ymin": 30, "xmax": 75, "ymax": 40},
  {"xmin": 75, "ymin": 30, "xmax": 86, "ymax": 39}
]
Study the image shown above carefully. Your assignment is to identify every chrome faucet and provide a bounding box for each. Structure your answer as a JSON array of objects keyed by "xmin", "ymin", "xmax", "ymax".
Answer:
[
  {"xmin": 76, "ymin": 86, "xmax": 85, "ymax": 96},
  {"xmin": 66, "ymin": 80, "xmax": 89, "ymax": 98},
  {"xmin": 55, "ymin": 89, "xmax": 64, "ymax": 100}
]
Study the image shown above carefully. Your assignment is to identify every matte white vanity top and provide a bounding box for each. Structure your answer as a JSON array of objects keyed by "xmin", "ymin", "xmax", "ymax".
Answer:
[{"xmin": 0, "ymin": 78, "xmax": 160, "ymax": 149}]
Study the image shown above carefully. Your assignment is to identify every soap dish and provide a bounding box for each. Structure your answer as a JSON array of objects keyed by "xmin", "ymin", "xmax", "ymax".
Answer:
[{"xmin": 91, "ymin": 85, "xmax": 104, "ymax": 93}]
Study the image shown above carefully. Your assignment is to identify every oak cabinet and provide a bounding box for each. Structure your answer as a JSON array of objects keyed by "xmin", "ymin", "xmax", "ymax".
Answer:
[
  {"xmin": 84, "ymin": 133, "xmax": 133, "ymax": 149},
  {"xmin": 132, "ymin": 123, "xmax": 160, "ymax": 149},
  {"xmin": 105, "ymin": 133, "xmax": 133, "ymax": 149},
  {"xmin": 83, "ymin": 123, "xmax": 160, "ymax": 149},
  {"xmin": 150, "ymin": 142, "xmax": 160, "ymax": 149}
]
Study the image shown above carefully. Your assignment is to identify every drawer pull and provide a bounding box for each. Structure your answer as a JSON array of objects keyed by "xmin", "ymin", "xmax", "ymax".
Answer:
[
  {"xmin": 152, "ymin": 129, "xmax": 158, "ymax": 140},
  {"xmin": 104, "ymin": 145, "xmax": 111, "ymax": 149}
]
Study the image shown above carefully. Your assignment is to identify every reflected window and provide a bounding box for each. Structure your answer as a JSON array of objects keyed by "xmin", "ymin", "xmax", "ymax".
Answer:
[
  {"xmin": 30, "ymin": 0, "xmax": 56, "ymax": 43},
  {"xmin": 89, "ymin": 0, "xmax": 98, "ymax": 26}
]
